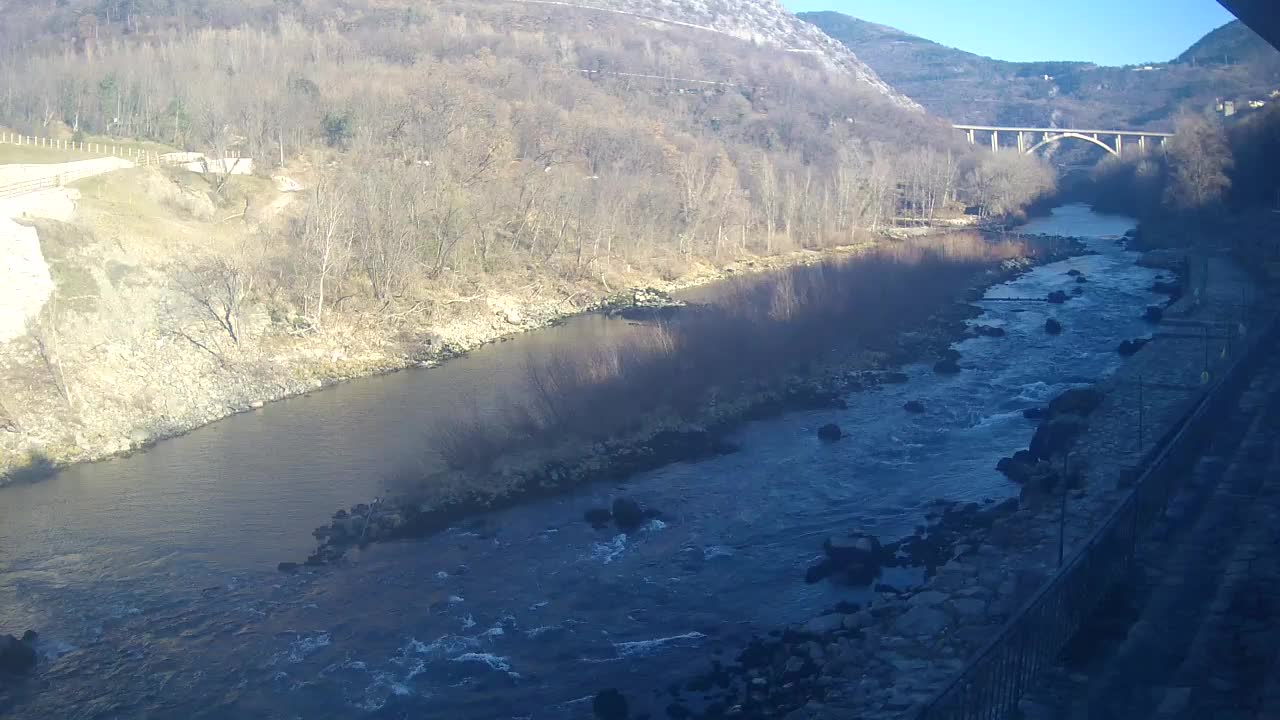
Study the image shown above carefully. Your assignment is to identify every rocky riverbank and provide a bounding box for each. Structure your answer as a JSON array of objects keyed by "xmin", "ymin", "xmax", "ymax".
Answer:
[
  {"xmin": 298, "ymin": 235, "xmax": 1087, "ymax": 569},
  {"xmin": 0, "ymin": 227, "xmax": 878, "ymax": 485},
  {"xmin": 635, "ymin": 244, "xmax": 1266, "ymax": 720}
]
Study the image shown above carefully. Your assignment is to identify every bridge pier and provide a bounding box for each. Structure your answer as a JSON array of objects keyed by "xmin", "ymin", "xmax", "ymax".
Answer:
[
  {"xmin": 1139, "ymin": 135, "xmax": 1146, "ymax": 152},
  {"xmin": 967, "ymin": 129, "xmax": 975, "ymax": 145},
  {"xmin": 991, "ymin": 129, "xmax": 999, "ymax": 153},
  {"xmin": 1116, "ymin": 134, "xmax": 1123, "ymax": 157},
  {"xmin": 1017, "ymin": 131, "xmax": 1026, "ymax": 153}
]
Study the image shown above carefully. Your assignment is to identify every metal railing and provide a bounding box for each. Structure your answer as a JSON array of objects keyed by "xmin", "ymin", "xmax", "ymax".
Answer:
[{"xmin": 915, "ymin": 301, "xmax": 1280, "ymax": 720}]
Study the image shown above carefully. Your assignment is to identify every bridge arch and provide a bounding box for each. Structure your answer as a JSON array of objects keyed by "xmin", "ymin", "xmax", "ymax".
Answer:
[{"xmin": 1024, "ymin": 132, "xmax": 1119, "ymax": 158}]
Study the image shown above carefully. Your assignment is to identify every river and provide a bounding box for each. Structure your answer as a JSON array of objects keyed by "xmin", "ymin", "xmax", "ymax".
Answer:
[{"xmin": 0, "ymin": 205, "xmax": 1158, "ymax": 719}]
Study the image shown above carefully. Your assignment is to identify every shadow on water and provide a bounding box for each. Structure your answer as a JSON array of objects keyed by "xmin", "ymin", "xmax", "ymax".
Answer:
[{"xmin": 0, "ymin": 205, "xmax": 1152, "ymax": 720}]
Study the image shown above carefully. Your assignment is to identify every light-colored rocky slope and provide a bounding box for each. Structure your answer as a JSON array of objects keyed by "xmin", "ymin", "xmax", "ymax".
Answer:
[{"xmin": 512, "ymin": 0, "xmax": 921, "ymax": 109}]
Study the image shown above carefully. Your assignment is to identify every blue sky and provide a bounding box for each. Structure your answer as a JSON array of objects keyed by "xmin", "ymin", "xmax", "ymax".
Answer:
[{"xmin": 781, "ymin": 0, "xmax": 1239, "ymax": 66}]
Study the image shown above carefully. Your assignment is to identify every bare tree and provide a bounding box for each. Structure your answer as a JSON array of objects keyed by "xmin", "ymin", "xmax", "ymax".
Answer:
[
  {"xmin": 175, "ymin": 256, "xmax": 251, "ymax": 344},
  {"xmin": 1164, "ymin": 112, "xmax": 1233, "ymax": 213},
  {"xmin": 297, "ymin": 174, "xmax": 354, "ymax": 331}
]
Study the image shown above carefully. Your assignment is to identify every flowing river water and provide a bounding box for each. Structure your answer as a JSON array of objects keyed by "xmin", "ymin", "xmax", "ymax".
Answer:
[{"xmin": 0, "ymin": 205, "xmax": 1160, "ymax": 719}]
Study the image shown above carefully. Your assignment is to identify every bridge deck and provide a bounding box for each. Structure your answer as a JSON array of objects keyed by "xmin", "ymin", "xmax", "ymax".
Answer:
[{"xmin": 953, "ymin": 124, "xmax": 1174, "ymax": 137}]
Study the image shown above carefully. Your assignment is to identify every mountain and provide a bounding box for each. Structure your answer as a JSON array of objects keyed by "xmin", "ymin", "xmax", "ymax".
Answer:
[
  {"xmin": 507, "ymin": 0, "xmax": 919, "ymax": 109},
  {"xmin": 800, "ymin": 13, "xmax": 1280, "ymax": 129},
  {"xmin": 1176, "ymin": 19, "xmax": 1277, "ymax": 67}
]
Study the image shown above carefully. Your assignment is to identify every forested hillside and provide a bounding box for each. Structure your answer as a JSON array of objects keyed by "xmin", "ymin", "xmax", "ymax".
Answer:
[
  {"xmin": 803, "ymin": 12, "xmax": 1280, "ymax": 130},
  {"xmin": 0, "ymin": 0, "xmax": 1056, "ymax": 479}
]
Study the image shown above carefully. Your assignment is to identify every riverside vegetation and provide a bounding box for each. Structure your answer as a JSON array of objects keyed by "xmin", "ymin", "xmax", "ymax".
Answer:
[{"xmin": 0, "ymin": 0, "xmax": 1058, "ymax": 480}]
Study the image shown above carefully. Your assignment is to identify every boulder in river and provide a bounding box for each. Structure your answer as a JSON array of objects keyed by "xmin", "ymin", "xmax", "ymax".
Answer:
[
  {"xmin": 277, "ymin": 562, "xmax": 300, "ymax": 574},
  {"xmin": 611, "ymin": 498, "xmax": 646, "ymax": 532},
  {"xmin": 1075, "ymin": 275, "xmax": 1089, "ymax": 284},
  {"xmin": 817, "ymin": 424, "xmax": 843, "ymax": 442},
  {"xmin": 973, "ymin": 325, "xmax": 1006, "ymax": 338},
  {"xmin": 1143, "ymin": 305, "xmax": 1164, "ymax": 323},
  {"xmin": 933, "ymin": 358, "xmax": 961, "ymax": 375},
  {"xmin": 1072, "ymin": 286, "xmax": 1085, "ymax": 296},
  {"xmin": 593, "ymin": 688, "xmax": 629, "ymax": 720},
  {"xmin": 1029, "ymin": 414, "xmax": 1087, "ymax": 461},
  {"xmin": 903, "ymin": 400, "xmax": 926, "ymax": 414},
  {"xmin": 1045, "ymin": 318, "xmax": 1063, "ymax": 335},
  {"xmin": 1066, "ymin": 269, "xmax": 1082, "ymax": 277},
  {"xmin": 997, "ymin": 451, "xmax": 1038, "ymax": 484},
  {"xmin": 821, "ymin": 533, "xmax": 885, "ymax": 586},
  {"xmin": 1152, "ymin": 278, "xmax": 1182, "ymax": 296},
  {"xmin": 1023, "ymin": 407, "xmax": 1048, "ymax": 420},
  {"xmin": 584, "ymin": 507, "xmax": 613, "ymax": 529},
  {"xmin": 1047, "ymin": 290, "xmax": 1069, "ymax": 304},
  {"xmin": 0, "ymin": 632, "xmax": 37, "ymax": 674},
  {"xmin": 1048, "ymin": 387, "xmax": 1105, "ymax": 418},
  {"xmin": 880, "ymin": 371, "xmax": 910, "ymax": 384},
  {"xmin": 1118, "ymin": 338, "xmax": 1150, "ymax": 357}
]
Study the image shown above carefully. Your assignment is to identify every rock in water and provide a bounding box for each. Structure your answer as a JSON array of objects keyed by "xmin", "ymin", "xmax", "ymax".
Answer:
[
  {"xmin": 1066, "ymin": 269, "xmax": 1082, "ymax": 276},
  {"xmin": 1072, "ymin": 286, "xmax": 1084, "ymax": 296},
  {"xmin": 822, "ymin": 533, "xmax": 884, "ymax": 586},
  {"xmin": 1023, "ymin": 407, "xmax": 1048, "ymax": 420},
  {"xmin": 1029, "ymin": 415, "xmax": 1087, "ymax": 461},
  {"xmin": 1048, "ymin": 387, "xmax": 1104, "ymax": 417},
  {"xmin": 1045, "ymin": 318, "xmax": 1063, "ymax": 335},
  {"xmin": 1118, "ymin": 338, "xmax": 1150, "ymax": 357},
  {"xmin": 0, "ymin": 633, "xmax": 37, "ymax": 674},
  {"xmin": 1143, "ymin": 305, "xmax": 1164, "ymax": 323},
  {"xmin": 593, "ymin": 689, "xmax": 629, "ymax": 720},
  {"xmin": 817, "ymin": 424, "xmax": 843, "ymax": 442},
  {"xmin": 611, "ymin": 498, "xmax": 645, "ymax": 532},
  {"xmin": 1047, "ymin": 290, "xmax": 1069, "ymax": 304},
  {"xmin": 584, "ymin": 507, "xmax": 613, "ymax": 529},
  {"xmin": 880, "ymin": 372, "xmax": 910, "ymax": 384},
  {"xmin": 277, "ymin": 562, "xmax": 300, "ymax": 574},
  {"xmin": 1075, "ymin": 275, "xmax": 1089, "ymax": 284},
  {"xmin": 903, "ymin": 400, "xmax": 926, "ymax": 414}
]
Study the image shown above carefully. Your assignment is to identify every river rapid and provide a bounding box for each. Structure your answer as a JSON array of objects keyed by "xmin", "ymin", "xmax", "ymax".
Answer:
[{"xmin": 0, "ymin": 205, "xmax": 1160, "ymax": 719}]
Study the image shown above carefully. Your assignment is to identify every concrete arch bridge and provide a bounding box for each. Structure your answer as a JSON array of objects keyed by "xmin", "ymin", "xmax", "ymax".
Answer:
[{"xmin": 954, "ymin": 125, "xmax": 1174, "ymax": 157}]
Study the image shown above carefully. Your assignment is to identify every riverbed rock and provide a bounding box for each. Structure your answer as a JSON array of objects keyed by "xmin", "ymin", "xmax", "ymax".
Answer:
[
  {"xmin": 0, "ymin": 632, "xmax": 37, "ymax": 674},
  {"xmin": 1066, "ymin": 269, "xmax": 1082, "ymax": 277},
  {"xmin": 894, "ymin": 606, "xmax": 949, "ymax": 637},
  {"xmin": 822, "ymin": 533, "xmax": 885, "ymax": 586},
  {"xmin": 973, "ymin": 325, "xmax": 1006, "ymax": 338},
  {"xmin": 1045, "ymin": 318, "xmax": 1063, "ymax": 335},
  {"xmin": 1023, "ymin": 407, "xmax": 1048, "ymax": 420},
  {"xmin": 1075, "ymin": 275, "xmax": 1088, "ymax": 284},
  {"xmin": 1072, "ymin": 286, "xmax": 1084, "ymax": 296},
  {"xmin": 881, "ymin": 372, "xmax": 910, "ymax": 385},
  {"xmin": 1152, "ymin": 278, "xmax": 1182, "ymax": 296},
  {"xmin": 1047, "ymin": 290, "xmax": 1069, "ymax": 304},
  {"xmin": 817, "ymin": 424, "xmax": 843, "ymax": 443},
  {"xmin": 997, "ymin": 452, "xmax": 1037, "ymax": 484},
  {"xmin": 1144, "ymin": 305, "xmax": 1165, "ymax": 323},
  {"xmin": 802, "ymin": 614, "xmax": 846, "ymax": 636},
  {"xmin": 611, "ymin": 498, "xmax": 646, "ymax": 532},
  {"xmin": 1118, "ymin": 338, "xmax": 1150, "ymax": 357},
  {"xmin": 1048, "ymin": 387, "xmax": 1104, "ymax": 418},
  {"xmin": 903, "ymin": 400, "xmax": 926, "ymax": 414},
  {"xmin": 277, "ymin": 562, "xmax": 300, "ymax": 574},
  {"xmin": 1029, "ymin": 414, "xmax": 1087, "ymax": 461},
  {"xmin": 584, "ymin": 507, "xmax": 613, "ymax": 529},
  {"xmin": 593, "ymin": 688, "xmax": 629, "ymax": 720}
]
